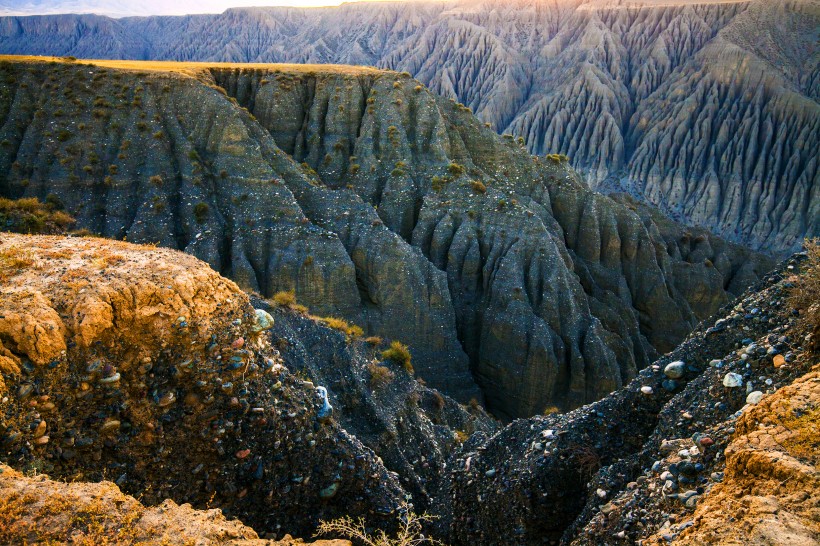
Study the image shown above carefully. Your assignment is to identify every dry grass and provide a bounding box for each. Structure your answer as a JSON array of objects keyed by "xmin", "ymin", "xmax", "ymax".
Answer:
[
  {"xmin": 791, "ymin": 239, "xmax": 820, "ymax": 354},
  {"xmin": 382, "ymin": 341, "xmax": 413, "ymax": 374},
  {"xmin": 0, "ymin": 246, "xmax": 35, "ymax": 282},
  {"xmin": 316, "ymin": 504, "xmax": 444, "ymax": 546},
  {"xmin": 0, "ymin": 197, "xmax": 75, "ymax": 235},
  {"xmin": 368, "ymin": 362, "xmax": 395, "ymax": 389},
  {"xmin": 317, "ymin": 316, "xmax": 364, "ymax": 338},
  {"xmin": 0, "ymin": 55, "xmax": 386, "ymax": 80}
]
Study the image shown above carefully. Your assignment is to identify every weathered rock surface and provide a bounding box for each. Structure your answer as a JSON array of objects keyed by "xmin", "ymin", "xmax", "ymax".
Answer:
[
  {"xmin": 0, "ymin": 464, "xmax": 350, "ymax": 545},
  {"xmin": 0, "ymin": 57, "xmax": 774, "ymax": 418},
  {"xmin": 432, "ymin": 252, "xmax": 818, "ymax": 545},
  {"xmin": 0, "ymin": 233, "xmax": 409, "ymax": 539},
  {"xmin": 0, "ymin": 0, "xmax": 816, "ymax": 253}
]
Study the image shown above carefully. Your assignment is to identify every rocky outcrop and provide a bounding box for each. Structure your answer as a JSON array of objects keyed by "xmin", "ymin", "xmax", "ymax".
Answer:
[
  {"xmin": 0, "ymin": 58, "xmax": 774, "ymax": 419},
  {"xmin": 0, "ymin": 464, "xmax": 350, "ymax": 545},
  {"xmin": 0, "ymin": 0, "xmax": 816, "ymax": 253},
  {"xmin": 0, "ymin": 233, "xmax": 409, "ymax": 539},
  {"xmin": 433, "ymin": 252, "xmax": 818, "ymax": 545}
]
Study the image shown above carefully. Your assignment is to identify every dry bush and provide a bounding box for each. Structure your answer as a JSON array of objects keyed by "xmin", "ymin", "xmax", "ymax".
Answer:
[
  {"xmin": 470, "ymin": 180, "xmax": 486, "ymax": 194},
  {"xmin": 0, "ymin": 197, "xmax": 75, "ymax": 234},
  {"xmin": 0, "ymin": 246, "xmax": 35, "ymax": 283},
  {"xmin": 368, "ymin": 362, "xmax": 395, "ymax": 389},
  {"xmin": 382, "ymin": 341, "xmax": 413, "ymax": 374},
  {"xmin": 319, "ymin": 316, "xmax": 364, "ymax": 338},
  {"xmin": 791, "ymin": 239, "xmax": 820, "ymax": 354},
  {"xmin": 272, "ymin": 290, "xmax": 296, "ymax": 307},
  {"xmin": 365, "ymin": 336, "xmax": 383, "ymax": 346},
  {"xmin": 316, "ymin": 504, "xmax": 444, "ymax": 546}
]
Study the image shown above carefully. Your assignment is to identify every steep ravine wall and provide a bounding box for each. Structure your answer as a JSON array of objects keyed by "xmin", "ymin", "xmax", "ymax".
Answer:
[{"xmin": 0, "ymin": 58, "xmax": 774, "ymax": 419}]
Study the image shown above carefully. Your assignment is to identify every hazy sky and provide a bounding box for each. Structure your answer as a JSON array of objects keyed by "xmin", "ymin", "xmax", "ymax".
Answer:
[{"xmin": 0, "ymin": 0, "xmax": 413, "ymax": 17}]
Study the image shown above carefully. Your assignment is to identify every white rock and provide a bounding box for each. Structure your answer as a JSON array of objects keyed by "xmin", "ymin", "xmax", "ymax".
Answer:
[
  {"xmin": 722, "ymin": 373, "xmax": 743, "ymax": 388},
  {"xmin": 641, "ymin": 386, "xmax": 653, "ymax": 395},
  {"xmin": 746, "ymin": 391, "xmax": 764, "ymax": 405}
]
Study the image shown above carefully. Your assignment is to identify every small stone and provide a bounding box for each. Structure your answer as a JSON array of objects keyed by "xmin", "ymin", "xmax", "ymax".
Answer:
[
  {"xmin": 17, "ymin": 384, "xmax": 34, "ymax": 399},
  {"xmin": 664, "ymin": 361, "xmax": 685, "ymax": 379},
  {"xmin": 773, "ymin": 354, "xmax": 786, "ymax": 368},
  {"xmin": 236, "ymin": 449, "xmax": 251, "ymax": 459},
  {"xmin": 746, "ymin": 391, "xmax": 764, "ymax": 405},
  {"xmin": 641, "ymin": 386, "xmax": 653, "ymax": 395},
  {"xmin": 252, "ymin": 309, "xmax": 275, "ymax": 333},
  {"xmin": 662, "ymin": 379, "xmax": 678, "ymax": 392},
  {"xmin": 722, "ymin": 373, "xmax": 743, "ymax": 388},
  {"xmin": 231, "ymin": 338, "xmax": 245, "ymax": 350},
  {"xmin": 100, "ymin": 420, "xmax": 120, "ymax": 434},
  {"xmin": 319, "ymin": 482, "xmax": 339, "ymax": 499},
  {"xmin": 33, "ymin": 420, "xmax": 47, "ymax": 438},
  {"xmin": 698, "ymin": 437, "xmax": 714, "ymax": 447},
  {"xmin": 596, "ymin": 488, "xmax": 607, "ymax": 499},
  {"xmin": 158, "ymin": 392, "xmax": 176, "ymax": 407},
  {"xmin": 709, "ymin": 359, "xmax": 722, "ymax": 368},
  {"xmin": 34, "ymin": 435, "xmax": 49, "ymax": 445},
  {"xmin": 485, "ymin": 469, "xmax": 496, "ymax": 477}
]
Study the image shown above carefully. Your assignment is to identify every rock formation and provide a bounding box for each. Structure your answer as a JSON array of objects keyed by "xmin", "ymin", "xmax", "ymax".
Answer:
[
  {"xmin": 0, "ymin": 57, "xmax": 774, "ymax": 419},
  {"xmin": 0, "ymin": 464, "xmax": 350, "ymax": 545},
  {"xmin": 0, "ymin": 0, "xmax": 816, "ymax": 253},
  {"xmin": 434, "ymin": 251, "xmax": 819, "ymax": 545},
  {"xmin": 0, "ymin": 233, "xmax": 411, "ymax": 539}
]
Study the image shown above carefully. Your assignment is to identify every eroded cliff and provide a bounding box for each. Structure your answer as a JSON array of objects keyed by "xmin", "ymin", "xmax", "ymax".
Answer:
[
  {"xmin": 0, "ymin": 0, "xmax": 816, "ymax": 253},
  {"xmin": 0, "ymin": 57, "xmax": 775, "ymax": 419}
]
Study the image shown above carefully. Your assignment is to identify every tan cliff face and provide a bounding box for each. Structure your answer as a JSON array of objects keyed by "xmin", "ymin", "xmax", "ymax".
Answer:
[{"xmin": 0, "ymin": 57, "xmax": 775, "ymax": 419}]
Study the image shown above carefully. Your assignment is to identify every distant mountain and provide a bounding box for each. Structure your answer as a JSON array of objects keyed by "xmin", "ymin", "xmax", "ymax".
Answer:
[
  {"xmin": 0, "ymin": 0, "xmax": 817, "ymax": 253},
  {"xmin": 0, "ymin": 57, "xmax": 773, "ymax": 419}
]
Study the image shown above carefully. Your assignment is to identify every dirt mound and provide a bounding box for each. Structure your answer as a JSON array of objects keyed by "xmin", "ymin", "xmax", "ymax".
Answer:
[{"xmin": 0, "ymin": 464, "xmax": 349, "ymax": 545}]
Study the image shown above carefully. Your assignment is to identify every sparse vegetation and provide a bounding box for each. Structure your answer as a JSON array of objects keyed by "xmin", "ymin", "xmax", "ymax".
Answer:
[
  {"xmin": 382, "ymin": 341, "xmax": 413, "ymax": 374},
  {"xmin": 470, "ymin": 180, "xmax": 487, "ymax": 194},
  {"xmin": 317, "ymin": 505, "xmax": 443, "ymax": 546},
  {"xmin": 447, "ymin": 162, "xmax": 465, "ymax": 177},
  {"xmin": 368, "ymin": 362, "xmax": 395, "ymax": 388},
  {"xmin": 317, "ymin": 316, "xmax": 364, "ymax": 338},
  {"xmin": 0, "ymin": 197, "xmax": 75, "ymax": 235},
  {"xmin": 193, "ymin": 202, "xmax": 209, "ymax": 223}
]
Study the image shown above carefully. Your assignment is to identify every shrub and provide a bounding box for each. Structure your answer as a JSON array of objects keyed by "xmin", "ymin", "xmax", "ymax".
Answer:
[
  {"xmin": 0, "ymin": 197, "xmax": 75, "ymax": 235},
  {"xmin": 319, "ymin": 316, "xmax": 364, "ymax": 338},
  {"xmin": 272, "ymin": 290, "xmax": 297, "ymax": 307},
  {"xmin": 368, "ymin": 362, "xmax": 395, "ymax": 389},
  {"xmin": 543, "ymin": 405, "xmax": 561, "ymax": 415},
  {"xmin": 447, "ymin": 162, "xmax": 466, "ymax": 177},
  {"xmin": 193, "ymin": 202, "xmax": 209, "ymax": 223},
  {"xmin": 349, "ymin": 164, "xmax": 360, "ymax": 175},
  {"xmin": 149, "ymin": 175, "xmax": 163, "ymax": 186},
  {"xmin": 471, "ymin": 180, "xmax": 487, "ymax": 194},
  {"xmin": 317, "ymin": 504, "xmax": 443, "ymax": 546},
  {"xmin": 365, "ymin": 336, "xmax": 382, "ymax": 346},
  {"xmin": 382, "ymin": 341, "xmax": 413, "ymax": 374}
]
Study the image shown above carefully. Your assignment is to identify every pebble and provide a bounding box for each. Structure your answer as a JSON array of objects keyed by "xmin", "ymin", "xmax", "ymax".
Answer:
[
  {"xmin": 641, "ymin": 386, "xmax": 653, "ymax": 395},
  {"xmin": 698, "ymin": 437, "xmax": 714, "ymax": 447},
  {"xmin": 33, "ymin": 420, "xmax": 47, "ymax": 438},
  {"xmin": 596, "ymin": 488, "xmax": 607, "ymax": 499},
  {"xmin": 319, "ymin": 482, "xmax": 340, "ymax": 499},
  {"xmin": 746, "ymin": 391, "xmax": 764, "ymax": 405},
  {"xmin": 773, "ymin": 354, "xmax": 786, "ymax": 368},
  {"xmin": 100, "ymin": 420, "xmax": 120, "ymax": 434},
  {"xmin": 664, "ymin": 361, "xmax": 685, "ymax": 379},
  {"xmin": 251, "ymin": 309, "xmax": 275, "ymax": 333},
  {"xmin": 485, "ymin": 469, "xmax": 496, "ymax": 477},
  {"xmin": 236, "ymin": 449, "xmax": 251, "ymax": 459},
  {"xmin": 158, "ymin": 392, "xmax": 176, "ymax": 407},
  {"xmin": 722, "ymin": 372, "xmax": 743, "ymax": 388}
]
